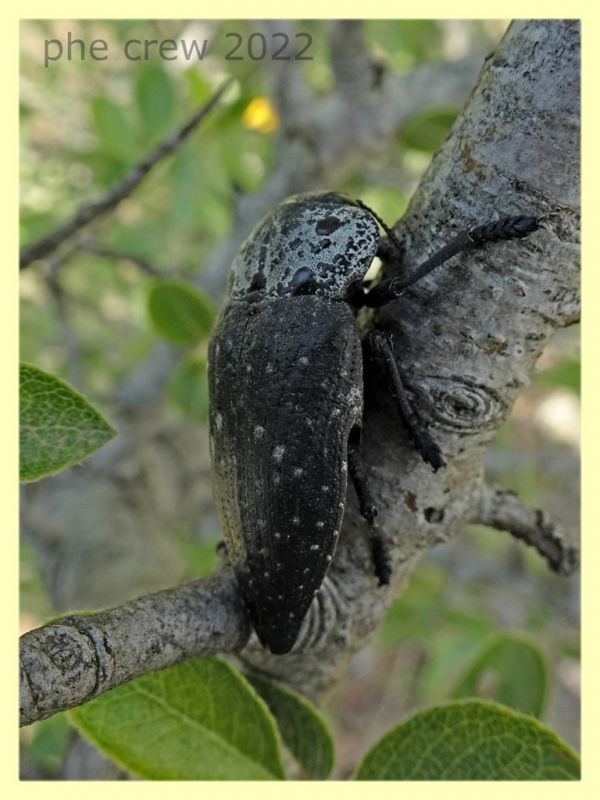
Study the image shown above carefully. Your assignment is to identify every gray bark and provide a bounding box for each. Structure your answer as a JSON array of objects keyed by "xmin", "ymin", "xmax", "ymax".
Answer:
[{"xmin": 20, "ymin": 20, "xmax": 579, "ymax": 726}]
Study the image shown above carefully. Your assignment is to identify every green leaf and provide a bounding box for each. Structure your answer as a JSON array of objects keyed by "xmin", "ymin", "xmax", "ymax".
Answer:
[
  {"xmin": 69, "ymin": 657, "xmax": 285, "ymax": 780},
  {"xmin": 245, "ymin": 672, "xmax": 335, "ymax": 779},
  {"xmin": 450, "ymin": 634, "xmax": 550, "ymax": 718},
  {"xmin": 20, "ymin": 363, "xmax": 116, "ymax": 483},
  {"xmin": 91, "ymin": 96, "xmax": 135, "ymax": 162},
  {"xmin": 355, "ymin": 700, "xmax": 580, "ymax": 781},
  {"xmin": 135, "ymin": 66, "xmax": 176, "ymax": 138},
  {"xmin": 169, "ymin": 357, "xmax": 209, "ymax": 423},
  {"xmin": 148, "ymin": 280, "xmax": 216, "ymax": 345}
]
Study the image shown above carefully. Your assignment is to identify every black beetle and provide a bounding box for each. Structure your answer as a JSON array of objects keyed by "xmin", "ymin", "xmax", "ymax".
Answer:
[{"xmin": 208, "ymin": 192, "xmax": 538, "ymax": 654}]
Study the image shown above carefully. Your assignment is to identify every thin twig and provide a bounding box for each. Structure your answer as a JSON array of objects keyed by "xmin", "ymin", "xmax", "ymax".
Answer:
[
  {"xmin": 330, "ymin": 21, "xmax": 380, "ymax": 94},
  {"xmin": 474, "ymin": 485, "xmax": 579, "ymax": 575},
  {"xmin": 20, "ymin": 80, "xmax": 233, "ymax": 270}
]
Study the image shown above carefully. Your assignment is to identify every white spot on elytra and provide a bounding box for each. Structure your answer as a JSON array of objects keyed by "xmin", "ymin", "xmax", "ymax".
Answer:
[
  {"xmin": 299, "ymin": 584, "xmax": 304, "ymax": 590},
  {"xmin": 215, "ymin": 412, "xmax": 223, "ymax": 431},
  {"xmin": 316, "ymin": 521, "xmax": 325, "ymax": 529},
  {"xmin": 264, "ymin": 571, "xmax": 270, "ymax": 578},
  {"xmin": 274, "ymin": 532, "xmax": 281, "ymax": 540},
  {"xmin": 341, "ymin": 461, "xmax": 348, "ymax": 473},
  {"xmin": 310, "ymin": 544, "xmax": 320, "ymax": 551},
  {"xmin": 266, "ymin": 362, "xmax": 274, "ymax": 374},
  {"xmin": 293, "ymin": 467, "xmax": 304, "ymax": 477},
  {"xmin": 333, "ymin": 529, "xmax": 339, "ymax": 537},
  {"xmin": 273, "ymin": 445, "xmax": 285, "ymax": 463},
  {"xmin": 246, "ymin": 364, "xmax": 252, "ymax": 372},
  {"xmin": 322, "ymin": 485, "xmax": 330, "ymax": 493},
  {"xmin": 289, "ymin": 612, "xmax": 295, "ymax": 619},
  {"xmin": 254, "ymin": 425, "xmax": 265, "ymax": 440},
  {"xmin": 292, "ymin": 517, "xmax": 300, "ymax": 525},
  {"xmin": 273, "ymin": 474, "xmax": 281, "ymax": 485},
  {"xmin": 298, "ymin": 356, "xmax": 309, "ymax": 365},
  {"xmin": 326, "ymin": 554, "xmax": 333, "ymax": 562}
]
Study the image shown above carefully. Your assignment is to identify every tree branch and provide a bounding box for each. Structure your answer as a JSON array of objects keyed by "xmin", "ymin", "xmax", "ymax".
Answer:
[
  {"xmin": 19, "ymin": 80, "xmax": 233, "ymax": 270},
  {"xmin": 330, "ymin": 21, "xmax": 380, "ymax": 94},
  {"xmin": 473, "ymin": 485, "xmax": 579, "ymax": 575},
  {"xmin": 20, "ymin": 571, "xmax": 249, "ymax": 727}
]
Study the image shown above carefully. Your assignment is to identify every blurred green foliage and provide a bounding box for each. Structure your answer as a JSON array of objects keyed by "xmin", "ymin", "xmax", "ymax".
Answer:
[
  {"xmin": 449, "ymin": 634, "xmax": 549, "ymax": 717},
  {"xmin": 19, "ymin": 539, "xmax": 53, "ymax": 622},
  {"xmin": 169, "ymin": 357, "xmax": 210, "ymax": 423},
  {"xmin": 372, "ymin": 553, "xmax": 577, "ymax": 723},
  {"xmin": 21, "ymin": 714, "xmax": 72, "ymax": 776},
  {"xmin": 399, "ymin": 108, "xmax": 459, "ymax": 152},
  {"xmin": 175, "ymin": 525, "xmax": 219, "ymax": 578},
  {"xmin": 534, "ymin": 358, "xmax": 580, "ymax": 395},
  {"xmin": 147, "ymin": 280, "xmax": 215, "ymax": 345}
]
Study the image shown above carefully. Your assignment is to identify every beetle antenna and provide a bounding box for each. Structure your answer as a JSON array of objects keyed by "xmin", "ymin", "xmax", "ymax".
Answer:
[{"xmin": 363, "ymin": 215, "xmax": 539, "ymax": 308}]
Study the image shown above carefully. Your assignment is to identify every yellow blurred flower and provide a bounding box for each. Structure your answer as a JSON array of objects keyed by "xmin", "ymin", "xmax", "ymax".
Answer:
[{"xmin": 242, "ymin": 97, "xmax": 279, "ymax": 134}]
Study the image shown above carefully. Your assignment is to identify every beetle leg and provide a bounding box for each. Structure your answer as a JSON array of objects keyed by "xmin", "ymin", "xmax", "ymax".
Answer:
[
  {"xmin": 348, "ymin": 439, "xmax": 391, "ymax": 585},
  {"xmin": 365, "ymin": 329, "xmax": 445, "ymax": 471},
  {"xmin": 364, "ymin": 215, "xmax": 539, "ymax": 308}
]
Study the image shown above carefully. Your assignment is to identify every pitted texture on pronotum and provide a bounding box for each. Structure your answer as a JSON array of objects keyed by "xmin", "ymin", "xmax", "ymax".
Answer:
[{"xmin": 229, "ymin": 192, "xmax": 380, "ymax": 300}]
